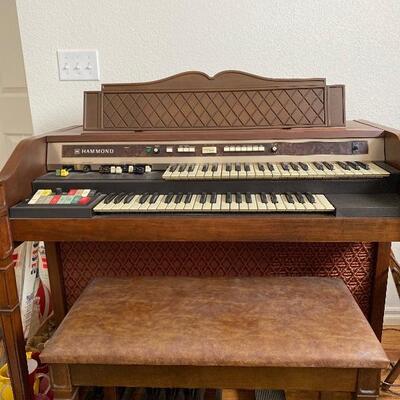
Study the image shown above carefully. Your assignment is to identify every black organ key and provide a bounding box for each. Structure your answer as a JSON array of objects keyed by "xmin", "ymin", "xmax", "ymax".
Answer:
[
  {"xmin": 174, "ymin": 193, "xmax": 183, "ymax": 203},
  {"xmin": 338, "ymin": 161, "xmax": 350, "ymax": 170},
  {"xmin": 124, "ymin": 193, "xmax": 136, "ymax": 203},
  {"xmin": 88, "ymin": 190, "xmax": 97, "ymax": 197},
  {"xmin": 245, "ymin": 192, "xmax": 252, "ymax": 203},
  {"xmin": 211, "ymin": 164, "xmax": 218, "ymax": 172},
  {"xmin": 200, "ymin": 192, "xmax": 207, "ymax": 204},
  {"xmin": 355, "ymin": 161, "xmax": 369, "ymax": 170},
  {"xmin": 184, "ymin": 193, "xmax": 193, "ymax": 203},
  {"xmin": 244, "ymin": 164, "xmax": 251, "ymax": 172},
  {"xmin": 281, "ymin": 162, "xmax": 290, "ymax": 171},
  {"xmin": 289, "ymin": 162, "xmax": 299, "ymax": 171},
  {"xmin": 210, "ymin": 192, "xmax": 217, "ymax": 203},
  {"xmin": 226, "ymin": 192, "xmax": 232, "ymax": 203},
  {"xmin": 235, "ymin": 163, "xmax": 241, "ymax": 172},
  {"xmin": 188, "ymin": 164, "xmax": 195, "ymax": 172},
  {"xmin": 299, "ymin": 162, "xmax": 309, "ymax": 171},
  {"xmin": 201, "ymin": 164, "xmax": 209, "ymax": 172},
  {"xmin": 347, "ymin": 161, "xmax": 360, "ymax": 170},
  {"xmin": 178, "ymin": 164, "xmax": 187, "ymax": 172},
  {"xmin": 149, "ymin": 193, "xmax": 159, "ymax": 204},
  {"xmin": 104, "ymin": 193, "xmax": 117, "ymax": 204},
  {"xmin": 270, "ymin": 193, "xmax": 278, "ymax": 203},
  {"xmin": 257, "ymin": 163, "xmax": 265, "ymax": 171},
  {"xmin": 225, "ymin": 163, "xmax": 232, "ymax": 172},
  {"xmin": 55, "ymin": 187, "xmax": 63, "ymax": 195},
  {"xmin": 169, "ymin": 164, "xmax": 178, "ymax": 173},
  {"xmin": 260, "ymin": 192, "xmax": 268, "ymax": 203},
  {"xmin": 313, "ymin": 162, "xmax": 324, "ymax": 171},
  {"xmin": 285, "ymin": 192, "xmax": 295, "ymax": 203},
  {"xmin": 323, "ymin": 161, "xmax": 334, "ymax": 170},
  {"xmin": 165, "ymin": 192, "xmax": 174, "ymax": 203},
  {"xmin": 305, "ymin": 192, "xmax": 316, "ymax": 203},
  {"xmin": 139, "ymin": 193, "xmax": 150, "ymax": 204},
  {"xmin": 294, "ymin": 192, "xmax": 305, "ymax": 203},
  {"xmin": 113, "ymin": 192, "xmax": 126, "ymax": 204},
  {"xmin": 235, "ymin": 192, "xmax": 242, "ymax": 203},
  {"xmin": 267, "ymin": 163, "xmax": 275, "ymax": 172}
]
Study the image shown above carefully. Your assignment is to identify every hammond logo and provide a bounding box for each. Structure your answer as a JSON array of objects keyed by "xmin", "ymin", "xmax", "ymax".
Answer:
[{"xmin": 73, "ymin": 147, "xmax": 115, "ymax": 155}]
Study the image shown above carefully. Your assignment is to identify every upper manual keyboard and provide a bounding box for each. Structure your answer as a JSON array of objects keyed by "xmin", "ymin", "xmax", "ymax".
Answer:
[{"xmin": 162, "ymin": 161, "xmax": 389, "ymax": 180}]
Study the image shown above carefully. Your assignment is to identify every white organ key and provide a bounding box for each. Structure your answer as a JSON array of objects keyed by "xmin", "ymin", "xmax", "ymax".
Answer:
[
  {"xmin": 183, "ymin": 193, "xmax": 197, "ymax": 211},
  {"xmin": 211, "ymin": 194, "xmax": 222, "ymax": 211},
  {"xmin": 128, "ymin": 195, "xmax": 142, "ymax": 211},
  {"xmin": 195, "ymin": 165, "xmax": 207, "ymax": 179},
  {"xmin": 213, "ymin": 164, "xmax": 223, "ymax": 179},
  {"xmin": 369, "ymin": 162, "xmax": 390, "ymax": 176},
  {"xmin": 162, "ymin": 165, "xmax": 175, "ymax": 179},
  {"xmin": 276, "ymin": 164, "xmax": 290, "ymax": 178},
  {"xmin": 334, "ymin": 162, "xmax": 353, "ymax": 176},
  {"xmin": 238, "ymin": 163, "xmax": 247, "ymax": 179},
  {"xmin": 297, "ymin": 163, "xmax": 309, "ymax": 177},
  {"xmin": 247, "ymin": 194, "xmax": 258, "ymax": 211},
  {"xmin": 204, "ymin": 165, "xmax": 215, "ymax": 179},
  {"xmin": 303, "ymin": 195, "xmax": 316, "ymax": 211},
  {"xmin": 173, "ymin": 193, "xmax": 186, "ymax": 211},
  {"xmin": 187, "ymin": 164, "xmax": 199, "ymax": 179},
  {"xmin": 192, "ymin": 194, "xmax": 205, "ymax": 211},
  {"xmin": 147, "ymin": 194, "xmax": 163, "ymax": 211},
  {"xmin": 166, "ymin": 194, "xmax": 178, "ymax": 211},
  {"xmin": 246, "ymin": 164, "xmax": 256, "ymax": 179},
  {"xmin": 292, "ymin": 194, "xmax": 306, "ymax": 210},
  {"xmin": 263, "ymin": 163, "xmax": 274, "ymax": 178},
  {"xmin": 120, "ymin": 194, "xmax": 137, "ymax": 210},
  {"xmin": 255, "ymin": 163, "xmax": 266, "ymax": 178},
  {"xmin": 274, "ymin": 195, "xmax": 287, "ymax": 211},
  {"xmin": 288, "ymin": 163, "xmax": 300, "ymax": 177},
  {"xmin": 281, "ymin": 194, "xmax": 296, "ymax": 211},
  {"xmin": 303, "ymin": 163, "xmax": 318, "ymax": 178},
  {"xmin": 176, "ymin": 164, "xmax": 188, "ymax": 179},
  {"xmin": 220, "ymin": 194, "xmax": 231, "ymax": 211},
  {"xmin": 266, "ymin": 195, "xmax": 277, "ymax": 211},
  {"xmin": 315, "ymin": 194, "xmax": 335, "ymax": 211},
  {"xmin": 170, "ymin": 165, "xmax": 183, "ymax": 179},
  {"xmin": 255, "ymin": 194, "xmax": 268, "ymax": 211},
  {"xmin": 310, "ymin": 162, "xmax": 327, "ymax": 177},
  {"xmin": 221, "ymin": 164, "xmax": 231, "ymax": 179},
  {"xmin": 202, "ymin": 194, "xmax": 213, "ymax": 211},
  {"xmin": 239, "ymin": 193, "xmax": 249, "ymax": 212},
  {"xmin": 155, "ymin": 195, "xmax": 169, "ymax": 211},
  {"xmin": 230, "ymin": 194, "xmax": 240, "ymax": 211},
  {"xmin": 138, "ymin": 194, "xmax": 152, "ymax": 211}
]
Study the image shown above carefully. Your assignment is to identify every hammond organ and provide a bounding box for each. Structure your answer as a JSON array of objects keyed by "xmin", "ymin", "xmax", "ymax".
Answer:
[{"xmin": 1, "ymin": 71, "xmax": 400, "ymax": 399}]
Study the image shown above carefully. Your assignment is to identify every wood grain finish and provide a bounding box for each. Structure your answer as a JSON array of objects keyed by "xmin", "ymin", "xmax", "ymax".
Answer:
[{"xmin": 9, "ymin": 216, "xmax": 400, "ymax": 242}]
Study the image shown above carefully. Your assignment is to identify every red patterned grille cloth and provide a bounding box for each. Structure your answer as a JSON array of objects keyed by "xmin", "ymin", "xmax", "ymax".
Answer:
[{"xmin": 59, "ymin": 242, "xmax": 377, "ymax": 316}]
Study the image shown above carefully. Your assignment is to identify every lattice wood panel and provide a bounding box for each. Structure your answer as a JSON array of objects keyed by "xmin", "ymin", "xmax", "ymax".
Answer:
[{"xmin": 60, "ymin": 242, "xmax": 376, "ymax": 317}]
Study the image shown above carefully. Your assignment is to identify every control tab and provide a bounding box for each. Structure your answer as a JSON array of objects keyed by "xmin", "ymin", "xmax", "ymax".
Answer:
[{"xmin": 202, "ymin": 146, "xmax": 217, "ymax": 154}]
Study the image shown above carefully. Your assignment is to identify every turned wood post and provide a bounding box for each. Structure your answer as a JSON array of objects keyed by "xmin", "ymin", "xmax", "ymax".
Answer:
[{"xmin": 0, "ymin": 186, "xmax": 30, "ymax": 399}]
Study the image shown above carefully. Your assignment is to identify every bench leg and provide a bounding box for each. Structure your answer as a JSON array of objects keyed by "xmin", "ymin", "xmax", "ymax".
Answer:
[
  {"xmin": 221, "ymin": 389, "xmax": 255, "ymax": 400},
  {"xmin": 353, "ymin": 369, "xmax": 380, "ymax": 400},
  {"xmin": 49, "ymin": 364, "xmax": 79, "ymax": 400}
]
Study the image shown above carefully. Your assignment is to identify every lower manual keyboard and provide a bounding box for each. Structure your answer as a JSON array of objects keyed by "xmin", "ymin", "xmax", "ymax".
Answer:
[{"xmin": 93, "ymin": 192, "xmax": 335, "ymax": 213}]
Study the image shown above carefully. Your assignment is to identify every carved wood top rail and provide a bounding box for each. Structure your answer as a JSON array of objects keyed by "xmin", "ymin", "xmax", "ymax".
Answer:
[{"xmin": 83, "ymin": 71, "xmax": 345, "ymax": 132}]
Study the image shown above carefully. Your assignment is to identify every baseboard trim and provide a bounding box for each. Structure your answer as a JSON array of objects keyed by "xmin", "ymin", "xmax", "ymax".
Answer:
[{"xmin": 384, "ymin": 306, "xmax": 400, "ymax": 325}]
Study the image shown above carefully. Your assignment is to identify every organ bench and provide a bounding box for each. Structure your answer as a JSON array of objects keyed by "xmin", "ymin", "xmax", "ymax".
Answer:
[{"xmin": 1, "ymin": 71, "xmax": 400, "ymax": 399}]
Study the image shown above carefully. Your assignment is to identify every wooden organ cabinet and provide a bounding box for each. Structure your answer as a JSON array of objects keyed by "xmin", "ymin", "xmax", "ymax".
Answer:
[{"xmin": 1, "ymin": 71, "xmax": 400, "ymax": 399}]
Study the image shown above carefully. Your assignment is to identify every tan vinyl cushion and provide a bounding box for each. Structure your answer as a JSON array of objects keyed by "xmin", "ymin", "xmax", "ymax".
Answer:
[{"xmin": 41, "ymin": 277, "xmax": 389, "ymax": 368}]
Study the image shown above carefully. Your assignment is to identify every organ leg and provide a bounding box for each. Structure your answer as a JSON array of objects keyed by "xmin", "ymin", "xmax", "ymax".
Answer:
[{"xmin": 0, "ymin": 208, "xmax": 30, "ymax": 400}]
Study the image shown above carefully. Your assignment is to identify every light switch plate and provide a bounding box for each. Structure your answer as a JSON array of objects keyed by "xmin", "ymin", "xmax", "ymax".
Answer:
[{"xmin": 57, "ymin": 49, "xmax": 100, "ymax": 81}]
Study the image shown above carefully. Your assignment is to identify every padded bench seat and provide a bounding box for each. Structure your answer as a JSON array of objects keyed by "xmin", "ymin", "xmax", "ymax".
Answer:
[{"xmin": 41, "ymin": 277, "xmax": 389, "ymax": 399}]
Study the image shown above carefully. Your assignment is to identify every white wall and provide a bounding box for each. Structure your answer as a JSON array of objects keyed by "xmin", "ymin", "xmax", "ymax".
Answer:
[
  {"xmin": 16, "ymin": 0, "xmax": 400, "ymax": 134},
  {"xmin": 0, "ymin": 0, "xmax": 32, "ymax": 168}
]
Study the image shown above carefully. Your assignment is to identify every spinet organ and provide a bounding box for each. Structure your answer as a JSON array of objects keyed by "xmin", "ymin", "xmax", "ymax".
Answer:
[{"xmin": 1, "ymin": 71, "xmax": 400, "ymax": 399}]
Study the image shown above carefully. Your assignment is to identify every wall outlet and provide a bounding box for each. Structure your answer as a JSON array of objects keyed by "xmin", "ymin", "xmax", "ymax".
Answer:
[{"xmin": 57, "ymin": 49, "xmax": 100, "ymax": 81}]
